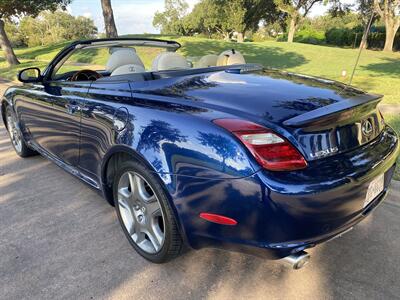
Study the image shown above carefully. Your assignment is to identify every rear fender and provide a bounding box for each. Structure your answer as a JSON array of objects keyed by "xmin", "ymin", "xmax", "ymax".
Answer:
[
  {"xmin": 120, "ymin": 109, "xmax": 258, "ymax": 180},
  {"xmin": 100, "ymin": 144, "xmax": 190, "ymax": 245}
]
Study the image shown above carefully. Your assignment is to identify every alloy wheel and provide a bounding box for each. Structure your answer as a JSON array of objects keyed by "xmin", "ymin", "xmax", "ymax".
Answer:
[
  {"xmin": 7, "ymin": 112, "xmax": 22, "ymax": 153},
  {"xmin": 117, "ymin": 171, "xmax": 165, "ymax": 254}
]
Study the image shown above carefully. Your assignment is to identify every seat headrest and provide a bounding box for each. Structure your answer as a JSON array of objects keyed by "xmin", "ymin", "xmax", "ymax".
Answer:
[
  {"xmin": 217, "ymin": 49, "xmax": 246, "ymax": 66},
  {"xmin": 196, "ymin": 54, "xmax": 218, "ymax": 68},
  {"xmin": 106, "ymin": 48, "xmax": 145, "ymax": 73},
  {"xmin": 152, "ymin": 52, "xmax": 190, "ymax": 71},
  {"xmin": 111, "ymin": 64, "xmax": 146, "ymax": 76}
]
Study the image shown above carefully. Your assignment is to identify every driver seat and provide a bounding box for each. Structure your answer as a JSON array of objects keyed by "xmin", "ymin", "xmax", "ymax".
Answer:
[{"xmin": 106, "ymin": 48, "xmax": 145, "ymax": 76}]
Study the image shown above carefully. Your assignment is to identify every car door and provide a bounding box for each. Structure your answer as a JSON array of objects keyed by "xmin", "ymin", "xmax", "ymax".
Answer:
[
  {"xmin": 38, "ymin": 81, "xmax": 91, "ymax": 166},
  {"xmin": 77, "ymin": 80, "xmax": 133, "ymax": 180},
  {"xmin": 16, "ymin": 80, "xmax": 90, "ymax": 167}
]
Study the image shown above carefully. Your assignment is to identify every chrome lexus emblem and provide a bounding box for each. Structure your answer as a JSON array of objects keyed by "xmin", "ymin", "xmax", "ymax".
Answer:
[{"xmin": 361, "ymin": 120, "xmax": 373, "ymax": 136}]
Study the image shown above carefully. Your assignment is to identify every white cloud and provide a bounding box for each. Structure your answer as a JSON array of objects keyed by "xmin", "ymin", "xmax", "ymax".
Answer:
[
  {"xmin": 112, "ymin": 2, "xmax": 163, "ymax": 34},
  {"xmin": 83, "ymin": 12, "xmax": 92, "ymax": 19}
]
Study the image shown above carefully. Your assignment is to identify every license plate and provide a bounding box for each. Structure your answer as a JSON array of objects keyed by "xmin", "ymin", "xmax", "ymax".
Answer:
[{"xmin": 364, "ymin": 174, "xmax": 384, "ymax": 208}]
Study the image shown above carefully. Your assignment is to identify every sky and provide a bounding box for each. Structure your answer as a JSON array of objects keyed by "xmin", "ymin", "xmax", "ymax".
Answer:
[{"xmin": 68, "ymin": 0, "xmax": 356, "ymax": 35}]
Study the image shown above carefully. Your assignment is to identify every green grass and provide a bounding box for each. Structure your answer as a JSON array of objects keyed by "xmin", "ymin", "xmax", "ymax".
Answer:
[
  {"xmin": 1, "ymin": 35, "xmax": 400, "ymax": 104},
  {"xmin": 386, "ymin": 114, "xmax": 400, "ymax": 181}
]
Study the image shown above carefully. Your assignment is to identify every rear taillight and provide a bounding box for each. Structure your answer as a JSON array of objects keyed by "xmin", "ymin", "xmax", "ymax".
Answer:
[{"xmin": 213, "ymin": 119, "xmax": 307, "ymax": 171}]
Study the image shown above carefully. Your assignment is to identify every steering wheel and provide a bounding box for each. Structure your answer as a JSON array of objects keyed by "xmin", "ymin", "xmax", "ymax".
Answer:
[{"xmin": 70, "ymin": 69, "xmax": 103, "ymax": 81}]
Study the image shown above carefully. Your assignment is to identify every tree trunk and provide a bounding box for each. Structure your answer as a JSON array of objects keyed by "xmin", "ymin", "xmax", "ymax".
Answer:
[
  {"xmin": 287, "ymin": 18, "xmax": 297, "ymax": 43},
  {"xmin": 237, "ymin": 32, "xmax": 244, "ymax": 43},
  {"xmin": 101, "ymin": 0, "xmax": 118, "ymax": 38},
  {"xmin": 383, "ymin": 22, "xmax": 399, "ymax": 52},
  {"xmin": 0, "ymin": 19, "xmax": 19, "ymax": 66}
]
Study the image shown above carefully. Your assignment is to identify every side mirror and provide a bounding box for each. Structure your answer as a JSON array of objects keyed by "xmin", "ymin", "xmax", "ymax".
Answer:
[{"xmin": 18, "ymin": 67, "xmax": 42, "ymax": 83}]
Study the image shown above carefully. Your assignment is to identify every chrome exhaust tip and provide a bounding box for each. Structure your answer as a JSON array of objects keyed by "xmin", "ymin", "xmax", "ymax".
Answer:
[{"xmin": 282, "ymin": 251, "xmax": 310, "ymax": 270}]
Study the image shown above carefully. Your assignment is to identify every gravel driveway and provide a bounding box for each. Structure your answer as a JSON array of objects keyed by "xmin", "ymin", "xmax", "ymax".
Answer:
[{"xmin": 1, "ymin": 82, "xmax": 400, "ymax": 300}]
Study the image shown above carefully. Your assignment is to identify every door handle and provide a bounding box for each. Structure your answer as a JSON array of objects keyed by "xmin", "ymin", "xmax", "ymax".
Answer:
[{"xmin": 66, "ymin": 103, "xmax": 81, "ymax": 114}]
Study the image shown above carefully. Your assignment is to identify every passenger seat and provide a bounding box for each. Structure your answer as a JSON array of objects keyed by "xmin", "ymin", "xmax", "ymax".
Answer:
[
  {"xmin": 195, "ymin": 54, "xmax": 218, "ymax": 68},
  {"xmin": 152, "ymin": 52, "xmax": 190, "ymax": 71},
  {"xmin": 217, "ymin": 49, "xmax": 246, "ymax": 66}
]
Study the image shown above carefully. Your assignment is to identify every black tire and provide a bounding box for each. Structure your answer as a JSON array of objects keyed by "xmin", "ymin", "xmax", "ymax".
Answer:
[
  {"xmin": 5, "ymin": 106, "xmax": 36, "ymax": 158},
  {"xmin": 113, "ymin": 160, "xmax": 183, "ymax": 263}
]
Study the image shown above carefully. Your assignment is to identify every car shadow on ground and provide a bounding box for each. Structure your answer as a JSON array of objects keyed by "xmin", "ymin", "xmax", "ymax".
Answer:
[{"xmin": 0, "ymin": 122, "xmax": 399, "ymax": 299}]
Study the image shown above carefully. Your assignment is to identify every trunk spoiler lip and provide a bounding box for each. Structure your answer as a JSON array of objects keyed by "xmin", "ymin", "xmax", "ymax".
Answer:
[{"xmin": 283, "ymin": 93, "xmax": 383, "ymax": 127}]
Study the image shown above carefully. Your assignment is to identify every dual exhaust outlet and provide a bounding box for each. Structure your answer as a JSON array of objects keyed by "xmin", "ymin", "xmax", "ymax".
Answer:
[{"xmin": 282, "ymin": 250, "xmax": 310, "ymax": 270}]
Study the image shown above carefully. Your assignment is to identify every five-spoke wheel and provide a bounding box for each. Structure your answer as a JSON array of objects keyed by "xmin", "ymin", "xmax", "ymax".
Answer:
[
  {"xmin": 5, "ymin": 106, "xmax": 36, "ymax": 157},
  {"xmin": 114, "ymin": 161, "xmax": 183, "ymax": 263},
  {"xmin": 117, "ymin": 171, "xmax": 165, "ymax": 254},
  {"xmin": 6, "ymin": 109, "xmax": 23, "ymax": 153}
]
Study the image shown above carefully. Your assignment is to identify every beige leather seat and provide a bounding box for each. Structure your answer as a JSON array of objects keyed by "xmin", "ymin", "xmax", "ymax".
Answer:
[
  {"xmin": 106, "ymin": 48, "xmax": 145, "ymax": 76},
  {"xmin": 196, "ymin": 54, "xmax": 219, "ymax": 68},
  {"xmin": 111, "ymin": 64, "xmax": 145, "ymax": 76},
  {"xmin": 152, "ymin": 52, "xmax": 190, "ymax": 71},
  {"xmin": 217, "ymin": 49, "xmax": 246, "ymax": 66}
]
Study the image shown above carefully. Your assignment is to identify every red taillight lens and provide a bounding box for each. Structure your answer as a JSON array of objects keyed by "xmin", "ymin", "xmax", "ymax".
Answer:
[{"xmin": 213, "ymin": 119, "xmax": 307, "ymax": 171}]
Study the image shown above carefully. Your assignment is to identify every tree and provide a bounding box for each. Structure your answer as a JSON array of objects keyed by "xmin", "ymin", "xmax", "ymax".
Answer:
[
  {"xmin": 153, "ymin": 0, "xmax": 189, "ymax": 35},
  {"xmin": 101, "ymin": 0, "xmax": 118, "ymax": 38},
  {"xmin": 274, "ymin": 0, "xmax": 322, "ymax": 42},
  {"xmin": 18, "ymin": 11, "xmax": 97, "ymax": 47},
  {"xmin": 374, "ymin": 0, "xmax": 400, "ymax": 51},
  {"xmin": 0, "ymin": 18, "xmax": 18, "ymax": 64},
  {"xmin": 357, "ymin": 0, "xmax": 376, "ymax": 26},
  {"xmin": 185, "ymin": 0, "xmax": 281, "ymax": 42},
  {"xmin": 185, "ymin": 0, "xmax": 243, "ymax": 40},
  {"xmin": 306, "ymin": 12, "xmax": 361, "ymax": 32},
  {"xmin": 226, "ymin": 1, "xmax": 247, "ymax": 42},
  {"xmin": 3, "ymin": 20, "xmax": 25, "ymax": 47},
  {"xmin": 0, "ymin": 0, "xmax": 71, "ymax": 66},
  {"xmin": 185, "ymin": 0, "xmax": 234, "ymax": 39},
  {"xmin": 237, "ymin": 0, "xmax": 282, "ymax": 42}
]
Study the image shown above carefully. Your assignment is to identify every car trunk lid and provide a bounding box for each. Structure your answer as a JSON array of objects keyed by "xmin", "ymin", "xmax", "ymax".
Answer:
[{"xmin": 143, "ymin": 67, "xmax": 384, "ymax": 161}]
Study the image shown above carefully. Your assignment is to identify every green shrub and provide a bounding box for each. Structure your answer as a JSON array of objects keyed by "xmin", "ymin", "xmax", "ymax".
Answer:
[
  {"xmin": 326, "ymin": 26, "xmax": 400, "ymax": 50},
  {"xmin": 277, "ymin": 28, "xmax": 325, "ymax": 45},
  {"xmin": 326, "ymin": 28, "xmax": 355, "ymax": 46},
  {"xmin": 295, "ymin": 28, "xmax": 325, "ymax": 44},
  {"xmin": 252, "ymin": 32, "xmax": 275, "ymax": 42}
]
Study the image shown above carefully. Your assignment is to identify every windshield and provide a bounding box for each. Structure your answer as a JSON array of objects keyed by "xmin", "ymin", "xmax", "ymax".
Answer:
[
  {"xmin": 50, "ymin": 39, "xmax": 250, "ymax": 82},
  {"xmin": 53, "ymin": 45, "xmax": 170, "ymax": 79}
]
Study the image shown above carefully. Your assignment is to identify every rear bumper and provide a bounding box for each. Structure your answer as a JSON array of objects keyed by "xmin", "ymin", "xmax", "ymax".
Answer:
[{"xmin": 176, "ymin": 125, "xmax": 399, "ymax": 259}]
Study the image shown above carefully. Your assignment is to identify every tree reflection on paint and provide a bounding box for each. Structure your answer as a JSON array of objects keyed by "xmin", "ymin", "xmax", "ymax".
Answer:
[
  {"xmin": 197, "ymin": 132, "xmax": 242, "ymax": 171},
  {"xmin": 137, "ymin": 120, "xmax": 187, "ymax": 152}
]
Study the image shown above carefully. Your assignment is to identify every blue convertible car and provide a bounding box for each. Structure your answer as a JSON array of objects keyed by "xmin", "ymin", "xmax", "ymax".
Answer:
[{"xmin": 2, "ymin": 38, "xmax": 399, "ymax": 269}]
